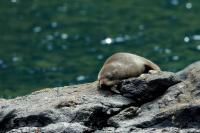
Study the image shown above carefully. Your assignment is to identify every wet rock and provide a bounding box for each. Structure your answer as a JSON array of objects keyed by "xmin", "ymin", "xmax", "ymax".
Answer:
[{"xmin": 0, "ymin": 61, "xmax": 200, "ymax": 133}]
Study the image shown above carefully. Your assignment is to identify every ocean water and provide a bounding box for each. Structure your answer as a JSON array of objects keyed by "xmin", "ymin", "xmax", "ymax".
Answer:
[{"xmin": 0, "ymin": 0, "xmax": 200, "ymax": 98}]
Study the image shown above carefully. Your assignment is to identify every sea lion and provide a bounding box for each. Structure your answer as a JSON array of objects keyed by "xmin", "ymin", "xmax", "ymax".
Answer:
[{"xmin": 97, "ymin": 52, "xmax": 161, "ymax": 88}]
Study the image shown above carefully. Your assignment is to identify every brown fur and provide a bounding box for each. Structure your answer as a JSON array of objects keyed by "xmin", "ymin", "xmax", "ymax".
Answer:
[{"xmin": 98, "ymin": 52, "xmax": 161, "ymax": 87}]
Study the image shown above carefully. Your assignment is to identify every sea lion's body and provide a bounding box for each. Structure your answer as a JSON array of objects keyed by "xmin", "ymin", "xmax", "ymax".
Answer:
[{"xmin": 98, "ymin": 52, "xmax": 160, "ymax": 87}]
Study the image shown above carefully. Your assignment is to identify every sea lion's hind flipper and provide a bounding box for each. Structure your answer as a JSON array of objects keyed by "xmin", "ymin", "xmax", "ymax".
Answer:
[
  {"xmin": 144, "ymin": 61, "xmax": 161, "ymax": 73},
  {"xmin": 144, "ymin": 64, "xmax": 152, "ymax": 73}
]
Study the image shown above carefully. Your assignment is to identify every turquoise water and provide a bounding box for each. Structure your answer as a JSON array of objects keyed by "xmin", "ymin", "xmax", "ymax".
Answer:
[{"xmin": 0, "ymin": 0, "xmax": 200, "ymax": 98}]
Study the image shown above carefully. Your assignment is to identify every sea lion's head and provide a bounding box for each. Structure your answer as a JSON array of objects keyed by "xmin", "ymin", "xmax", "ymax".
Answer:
[{"xmin": 97, "ymin": 64, "xmax": 119, "ymax": 87}]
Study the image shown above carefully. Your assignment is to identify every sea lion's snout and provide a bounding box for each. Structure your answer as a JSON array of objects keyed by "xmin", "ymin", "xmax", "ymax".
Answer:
[
  {"xmin": 98, "ymin": 77, "xmax": 119, "ymax": 88},
  {"xmin": 98, "ymin": 77, "xmax": 107, "ymax": 87},
  {"xmin": 98, "ymin": 76, "xmax": 106, "ymax": 88}
]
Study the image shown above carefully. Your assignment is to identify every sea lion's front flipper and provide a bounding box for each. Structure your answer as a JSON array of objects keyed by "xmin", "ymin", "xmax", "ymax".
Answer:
[{"xmin": 110, "ymin": 85, "xmax": 120, "ymax": 94}]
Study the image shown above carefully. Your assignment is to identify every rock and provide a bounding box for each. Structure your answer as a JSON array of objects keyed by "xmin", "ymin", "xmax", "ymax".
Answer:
[
  {"xmin": 0, "ymin": 83, "xmax": 133, "ymax": 133},
  {"xmin": 118, "ymin": 71, "xmax": 181, "ymax": 105},
  {"xmin": 177, "ymin": 61, "xmax": 200, "ymax": 81},
  {"xmin": 0, "ymin": 61, "xmax": 200, "ymax": 133},
  {"xmin": 7, "ymin": 122, "xmax": 90, "ymax": 133}
]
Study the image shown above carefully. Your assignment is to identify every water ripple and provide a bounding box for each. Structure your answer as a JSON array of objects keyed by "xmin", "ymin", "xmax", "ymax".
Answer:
[
  {"xmin": 186, "ymin": 2, "xmax": 192, "ymax": 9},
  {"xmin": 51, "ymin": 22, "xmax": 58, "ymax": 28},
  {"xmin": 33, "ymin": 26, "xmax": 42, "ymax": 33},
  {"xmin": 172, "ymin": 55, "xmax": 179, "ymax": 61},
  {"xmin": 184, "ymin": 36, "xmax": 190, "ymax": 43},
  {"xmin": 101, "ymin": 35, "xmax": 131, "ymax": 45},
  {"xmin": 76, "ymin": 75, "xmax": 86, "ymax": 81},
  {"xmin": 61, "ymin": 33, "xmax": 68, "ymax": 40},
  {"xmin": 11, "ymin": 0, "xmax": 18, "ymax": 3},
  {"xmin": 101, "ymin": 37, "xmax": 113, "ymax": 45},
  {"xmin": 170, "ymin": 0, "xmax": 179, "ymax": 6},
  {"xmin": 196, "ymin": 45, "xmax": 200, "ymax": 51},
  {"xmin": 193, "ymin": 35, "xmax": 200, "ymax": 41}
]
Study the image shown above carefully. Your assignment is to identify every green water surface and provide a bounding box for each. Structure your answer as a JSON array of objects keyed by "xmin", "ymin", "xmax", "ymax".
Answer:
[{"xmin": 0, "ymin": 0, "xmax": 200, "ymax": 98}]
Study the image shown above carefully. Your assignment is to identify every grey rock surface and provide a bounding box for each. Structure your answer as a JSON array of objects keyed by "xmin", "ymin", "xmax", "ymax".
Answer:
[
  {"xmin": 1, "ymin": 61, "xmax": 200, "ymax": 133},
  {"xmin": 118, "ymin": 71, "xmax": 181, "ymax": 105}
]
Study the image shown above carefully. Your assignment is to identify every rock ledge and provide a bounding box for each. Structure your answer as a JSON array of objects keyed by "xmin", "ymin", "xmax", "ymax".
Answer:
[{"xmin": 1, "ymin": 61, "xmax": 200, "ymax": 133}]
